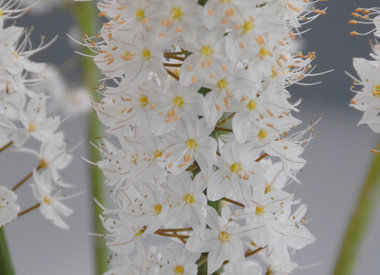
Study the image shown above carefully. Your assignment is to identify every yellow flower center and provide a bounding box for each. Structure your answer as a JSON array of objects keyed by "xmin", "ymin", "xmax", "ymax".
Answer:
[
  {"xmin": 141, "ymin": 49, "xmax": 151, "ymax": 61},
  {"xmin": 174, "ymin": 266, "xmax": 185, "ymax": 274},
  {"xmin": 184, "ymin": 194, "xmax": 194, "ymax": 204},
  {"xmin": 200, "ymin": 45, "xmax": 213, "ymax": 57},
  {"xmin": 173, "ymin": 96, "xmax": 184, "ymax": 108},
  {"xmin": 135, "ymin": 8, "xmax": 145, "ymax": 21},
  {"xmin": 153, "ymin": 150, "xmax": 163, "ymax": 160},
  {"xmin": 187, "ymin": 139, "xmax": 198, "ymax": 150},
  {"xmin": 0, "ymin": 9, "xmax": 3, "ymax": 17},
  {"xmin": 217, "ymin": 79, "xmax": 228, "ymax": 90},
  {"xmin": 258, "ymin": 129, "xmax": 267, "ymax": 140},
  {"xmin": 139, "ymin": 95, "xmax": 148, "ymax": 107},
  {"xmin": 247, "ymin": 100, "xmax": 257, "ymax": 111},
  {"xmin": 375, "ymin": 85, "xmax": 380, "ymax": 97},
  {"xmin": 256, "ymin": 206, "xmax": 264, "ymax": 214},
  {"xmin": 43, "ymin": 196, "xmax": 52, "ymax": 205},
  {"xmin": 230, "ymin": 162, "xmax": 242, "ymax": 174},
  {"xmin": 29, "ymin": 122, "xmax": 36, "ymax": 132},
  {"xmin": 242, "ymin": 20, "xmax": 254, "ymax": 34},
  {"xmin": 170, "ymin": 6, "xmax": 184, "ymax": 20},
  {"xmin": 154, "ymin": 204, "xmax": 162, "ymax": 214},
  {"xmin": 259, "ymin": 46, "xmax": 269, "ymax": 56},
  {"xmin": 218, "ymin": 231, "xmax": 231, "ymax": 243}
]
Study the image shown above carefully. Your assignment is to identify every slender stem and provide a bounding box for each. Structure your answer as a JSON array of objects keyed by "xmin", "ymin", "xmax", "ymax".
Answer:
[
  {"xmin": 163, "ymin": 63, "xmax": 182, "ymax": 67},
  {"xmin": 12, "ymin": 164, "xmax": 42, "ymax": 192},
  {"xmin": 216, "ymin": 113, "xmax": 235, "ymax": 127},
  {"xmin": 166, "ymin": 69, "xmax": 180, "ymax": 80},
  {"xmin": 255, "ymin": 153, "xmax": 269, "ymax": 163},
  {"xmin": 69, "ymin": 2, "xmax": 108, "ymax": 274},
  {"xmin": 154, "ymin": 231, "xmax": 189, "ymax": 241},
  {"xmin": 18, "ymin": 203, "xmax": 40, "ymax": 218},
  {"xmin": 214, "ymin": 126, "xmax": 232, "ymax": 132},
  {"xmin": 155, "ymin": 227, "xmax": 193, "ymax": 233},
  {"xmin": 222, "ymin": 197, "xmax": 245, "ymax": 208},
  {"xmin": 333, "ymin": 141, "xmax": 380, "ymax": 275},
  {"xmin": 0, "ymin": 228, "xmax": 15, "ymax": 275},
  {"xmin": 0, "ymin": 141, "xmax": 12, "ymax": 153}
]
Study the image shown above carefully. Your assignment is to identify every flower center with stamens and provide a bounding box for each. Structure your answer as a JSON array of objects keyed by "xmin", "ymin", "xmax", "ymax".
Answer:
[
  {"xmin": 141, "ymin": 49, "xmax": 151, "ymax": 61},
  {"xmin": 256, "ymin": 206, "xmax": 264, "ymax": 214},
  {"xmin": 43, "ymin": 196, "xmax": 52, "ymax": 205},
  {"xmin": 170, "ymin": 6, "xmax": 184, "ymax": 20},
  {"xmin": 0, "ymin": 9, "xmax": 3, "ymax": 17},
  {"xmin": 153, "ymin": 150, "xmax": 163, "ymax": 160},
  {"xmin": 135, "ymin": 8, "xmax": 145, "ymax": 21},
  {"xmin": 259, "ymin": 46, "xmax": 269, "ymax": 56},
  {"xmin": 200, "ymin": 45, "xmax": 213, "ymax": 57},
  {"xmin": 230, "ymin": 162, "xmax": 242, "ymax": 174},
  {"xmin": 184, "ymin": 194, "xmax": 194, "ymax": 204},
  {"xmin": 139, "ymin": 95, "xmax": 148, "ymax": 107},
  {"xmin": 258, "ymin": 129, "xmax": 267, "ymax": 140},
  {"xmin": 242, "ymin": 21, "xmax": 254, "ymax": 34},
  {"xmin": 218, "ymin": 231, "xmax": 231, "ymax": 243},
  {"xmin": 247, "ymin": 100, "xmax": 257, "ymax": 111},
  {"xmin": 217, "ymin": 79, "xmax": 228, "ymax": 91},
  {"xmin": 154, "ymin": 204, "xmax": 162, "ymax": 214},
  {"xmin": 29, "ymin": 123, "xmax": 36, "ymax": 132},
  {"xmin": 187, "ymin": 139, "xmax": 198, "ymax": 150},
  {"xmin": 173, "ymin": 96, "xmax": 184, "ymax": 108},
  {"xmin": 375, "ymin": 85, "xmax": 380, "ymax": 97},
  {"xmin": 174, "ymin": 266, "xmax": 185, "ymax": 274}
]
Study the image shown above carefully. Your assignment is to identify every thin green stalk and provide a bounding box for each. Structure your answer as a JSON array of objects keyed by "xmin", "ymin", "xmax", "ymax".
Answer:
[
  {"xmin": 69, "ymin": 2, "xmax": 108, "ymax": 274},
  {"xmin": 333, "ymin": 140, "xmax": 380, "ymax": 275},
  {"xmin": 0, "ymin": 228, "xmax": 15, "ymax": 275}
]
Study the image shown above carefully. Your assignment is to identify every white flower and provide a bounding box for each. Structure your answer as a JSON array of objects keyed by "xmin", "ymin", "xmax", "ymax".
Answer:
[
  {"xmin": 0, "ymin": 186, "xmax": 20, "ymax": 227},
  {"xmin": 31, "ymin": 170, "xmax": 73, "ymax": 229}
]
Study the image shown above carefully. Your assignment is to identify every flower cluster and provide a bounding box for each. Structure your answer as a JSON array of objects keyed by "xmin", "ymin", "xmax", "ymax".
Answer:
[
  {"xmin": 87, "ymin": 0, "xmax": 324, "ymax": 274},
  {"xmin": 0, "ymin": 1, "xmax": 75, "ymax": 229},
  {"xmin": 349, "ymin": 8, "xmax": 380, "ymax": 133}
]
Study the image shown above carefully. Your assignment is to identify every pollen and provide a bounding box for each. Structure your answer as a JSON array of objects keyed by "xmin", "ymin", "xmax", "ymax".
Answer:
[
  {"xmin": 374, "ymin": 85, "xmax": 380, "ymax": 97},
  {"xmin": 174, "ymin": 265, "xmax": 185, "ymax": 274},
  {"xmin": 184, "ymin": 194, "xmax": 194, "ymax": 204},
  {"xmin": 139, "ymin": 95, "xmax": 149, "ymax": 107},
  {"xmin": 242, "ymin": 20, "xmax": 254, "ymax": 34},
  {"xmin": 122, "ymin": 51, "xmax": 135, "ymax": 61},
  {"xmin": 170, "ymin": 6, "xmax": 184, "ymax": 20},
  {"xmin": 0, "ymin": 9, "xmax": 3, "ymax": 17},
  {"xmin": 173, "ymin": 96, "xmax": 185, "ymax": 108},
  {"xmin": 43, "ymin": 196, "xmax": 52, "ymax": 205},
  {"xmin": 187, "ymin": 139, "xmax": 198, "ymax": 149},
  {"xmin": 217, "ymin": 79, "xmax": 228, "ymax": 90},
  {"xmin": 141, "ymin": 49, "xmax": 151, "ymax": 61},
  {"xmin": 154, "ymin": 204, "xmax": 162, "ymax": 214},
  {"xmin": 256, "ymin": 206, "xmax": 265, "ymax": 214},
  {"xmin": 218, "ymin": 231, "xmax": 231, "ymax": 243},
  {"xmin": 230, "ymin": 162, "xmax": 242, "ymax": 174},
  {"xmin": 247, "ymin": 100, "xmax": 257, "ymax": 111},
  {"xmin": 200, "ymin": 45, "xmax": 213, "ymax": 57},
  {"xmin": 258, "ymin": 129, "xmax": 268, "ymax": 140}
]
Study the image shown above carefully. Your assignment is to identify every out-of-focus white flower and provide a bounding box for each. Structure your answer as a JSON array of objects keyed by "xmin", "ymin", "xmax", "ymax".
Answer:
[{"xmin": 0, "ymin": 186, "xmax": 20, "ymax": 227}]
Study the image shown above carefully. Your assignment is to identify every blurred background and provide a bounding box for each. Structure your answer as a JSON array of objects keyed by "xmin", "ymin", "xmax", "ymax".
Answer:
[{"xmin": 2, "ymin": 1, "xmax": 380, "ymax": 274}]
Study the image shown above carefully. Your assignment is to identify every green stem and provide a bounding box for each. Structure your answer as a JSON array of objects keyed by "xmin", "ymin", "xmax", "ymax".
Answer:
[
  {"xmin": 69, "ymin": 2, "xmax": 108, "ymax": 274},
  {"xmin": 0, "ymin": 228, "xmax": 15, "ymax": 275},
  {"xmin": 333, "ymin": 140, "xmax": 380, "ymax": 275}
]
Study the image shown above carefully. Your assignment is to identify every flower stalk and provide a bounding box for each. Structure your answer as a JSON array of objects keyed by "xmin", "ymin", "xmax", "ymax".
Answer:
[
  {"xmin": 333, "ymin": 140, "xmax": 380, "ymax": 275},
  {"xmin": 0, "ymin": 228, "xmax": 15, "ymax": 275},
  {"xmin": 69, "ymin": 2, "xmax": 107, "ymax": 274}
]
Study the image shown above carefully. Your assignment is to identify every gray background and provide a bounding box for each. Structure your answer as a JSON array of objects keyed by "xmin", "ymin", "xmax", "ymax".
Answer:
[{"xmin": 2, "ymin": 1, "xmax": 380, "ymax": 274}]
